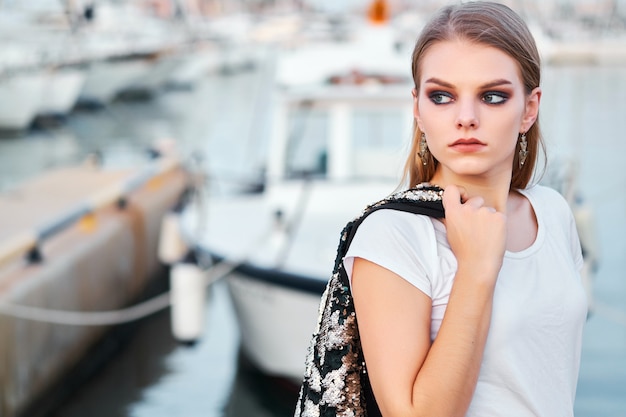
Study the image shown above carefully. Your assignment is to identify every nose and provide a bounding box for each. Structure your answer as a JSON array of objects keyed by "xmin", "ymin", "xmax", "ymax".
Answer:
[{"xmin": 455, "ymin": 98, "xmax": 479, "ymax": 129}]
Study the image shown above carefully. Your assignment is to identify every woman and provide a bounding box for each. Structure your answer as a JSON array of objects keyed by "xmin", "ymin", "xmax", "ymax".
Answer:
[{"xmin": 344, "ymin": 2, "xmax": 587, "ymax": 416}]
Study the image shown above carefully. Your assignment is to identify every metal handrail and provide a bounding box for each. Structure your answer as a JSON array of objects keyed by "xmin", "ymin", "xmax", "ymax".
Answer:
[{"xmin": 0, "ymin": 157, "xmax": 181, "ymax": 268}]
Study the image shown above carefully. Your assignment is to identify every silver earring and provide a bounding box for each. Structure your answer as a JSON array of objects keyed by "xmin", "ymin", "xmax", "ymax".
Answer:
[
  {"xmin": 419, "ymin": 132, "xmax": 428, "ymax": 166},
  {"xmin": 518, "ymin": 132, "xmax": 528, "ymax": 168}
]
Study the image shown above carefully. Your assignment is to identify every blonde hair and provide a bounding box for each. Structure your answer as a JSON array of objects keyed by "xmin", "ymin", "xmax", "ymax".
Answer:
[{"xmin": 403, "ymin": 1, "xmax": 545, "ymax": 189}]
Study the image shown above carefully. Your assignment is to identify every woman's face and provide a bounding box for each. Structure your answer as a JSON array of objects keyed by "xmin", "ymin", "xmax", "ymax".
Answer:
[{"xmin": 413, "ymin": 39, "xmax": 540, "ymax": 184}]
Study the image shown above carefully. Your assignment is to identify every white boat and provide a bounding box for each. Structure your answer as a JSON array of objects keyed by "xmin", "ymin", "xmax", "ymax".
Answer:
[
  {"xmin": 182, "ymin": 18, "xmax": 414, "ymax": 382},
  {"xmin": 74, "ymin": 1, "xmax": 189, "ymax": 104},
  {"xmin": 186, "ymin": 86, "xmax": 412, "ymax": 382}
]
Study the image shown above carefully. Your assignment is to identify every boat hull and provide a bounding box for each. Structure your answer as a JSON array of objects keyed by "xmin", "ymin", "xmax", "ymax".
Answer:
[
  {"xmin": 0, "ymin": 72, "xmax": 46, "ymax": 131},
  {"xmin": 227, "ymin": 269, "xmax": 324, "ymax": 384}
]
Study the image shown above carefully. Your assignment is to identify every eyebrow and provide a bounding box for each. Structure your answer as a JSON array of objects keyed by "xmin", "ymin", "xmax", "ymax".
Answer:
[{"xmin": 424, "ymin": 77, "xmax": 513, "ymax": 89}]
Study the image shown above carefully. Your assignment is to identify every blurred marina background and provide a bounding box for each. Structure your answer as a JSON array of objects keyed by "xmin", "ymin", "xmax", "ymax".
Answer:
[{"xmin": 1, "ymin": 0, "xmax": 626, "ymax": 416}]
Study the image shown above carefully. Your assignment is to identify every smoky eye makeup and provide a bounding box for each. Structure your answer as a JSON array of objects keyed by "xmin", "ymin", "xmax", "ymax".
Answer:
[
  {"xmin": 427, "ymin": 90, "xmax": 454, "ymax": 104},
  {"xmin": 482, "ymin": 91, "xmax": 510, "ymax": 104}
]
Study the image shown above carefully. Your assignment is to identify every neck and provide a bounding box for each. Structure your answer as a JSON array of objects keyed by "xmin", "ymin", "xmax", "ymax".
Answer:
[{"xmin": 430, "ymin": 172, "xmax": 512, "ymax": 213}]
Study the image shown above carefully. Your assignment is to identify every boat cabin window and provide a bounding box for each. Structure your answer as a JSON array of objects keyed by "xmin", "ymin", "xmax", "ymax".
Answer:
[
  {"xmin": 285, "ymin": 107, "xmax": 329, "ymax": 179},
  {"xmin": 284, "ymin": 104, "xmax": 408, "ymax": 180},
  {"xmin": 352, "ymin": 109, "xmax": 407, "ymax": 179}
]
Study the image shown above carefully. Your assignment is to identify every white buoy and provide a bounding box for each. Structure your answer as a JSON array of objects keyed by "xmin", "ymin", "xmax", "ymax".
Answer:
[
  {"xmin": 158, "ymin": 211, "xmax": 189, "ymax": 265},
  {"xmin": 170, "ymin": 262, "xmax": 206, "ymax": 344}
]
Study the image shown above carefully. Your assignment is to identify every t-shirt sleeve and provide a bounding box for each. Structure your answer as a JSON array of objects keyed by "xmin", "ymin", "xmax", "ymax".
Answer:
[
  {"xmin": 343, "ymin": 209, "xmax": 437, "ymax": 298},
  {"xmin": 536, "ymin": 185, "xmax": 585, "ymax": 272}
]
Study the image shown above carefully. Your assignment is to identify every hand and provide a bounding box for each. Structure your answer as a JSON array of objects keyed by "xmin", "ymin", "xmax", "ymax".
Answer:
[{"xmin": 442, "ymin": 185, "xmax": 507, "ymax": 279}]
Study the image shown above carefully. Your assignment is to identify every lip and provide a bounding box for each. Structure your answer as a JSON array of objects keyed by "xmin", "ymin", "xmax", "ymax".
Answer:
[{"xmin": 450, "ymin": 138, "xmax": 486, "ymax": 152}]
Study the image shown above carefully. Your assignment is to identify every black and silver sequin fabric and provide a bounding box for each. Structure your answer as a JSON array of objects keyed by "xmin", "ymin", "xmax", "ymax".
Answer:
[{"xmin": 294, "ymin": 184, "xmax": 444, "ymax": 417}]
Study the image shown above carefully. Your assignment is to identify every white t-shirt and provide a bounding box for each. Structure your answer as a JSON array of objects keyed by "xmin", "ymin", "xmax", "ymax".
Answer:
[{"xmin": 344, "ymin": 185, "xmax": 587, "ymax": 417}]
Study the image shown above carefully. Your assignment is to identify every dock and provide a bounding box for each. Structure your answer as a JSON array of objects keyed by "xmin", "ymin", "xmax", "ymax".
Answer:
[{"xmin": 0, "ymin": 156, "xmax": 190, "ymax": 417}]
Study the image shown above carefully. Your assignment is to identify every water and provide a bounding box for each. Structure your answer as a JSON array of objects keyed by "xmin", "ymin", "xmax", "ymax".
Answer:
[
  {"xmin": 46, "ymin": 280, "xmax": 298, "ymax": 417},
  {"xmin": 1, "ymin": 61, "xmax": 626, "ymax": 416}
]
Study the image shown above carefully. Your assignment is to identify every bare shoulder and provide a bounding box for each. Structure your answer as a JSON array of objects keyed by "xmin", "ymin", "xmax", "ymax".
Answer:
[{"xmin": 508, "ymin": 189, "xmax": 535, "ymax": 218}]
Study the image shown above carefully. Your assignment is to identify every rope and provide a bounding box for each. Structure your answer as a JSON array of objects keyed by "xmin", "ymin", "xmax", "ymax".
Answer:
[
  {"xmin": 0, "ymin": 293, "xmax": 172, "ymax": 327},
  {"xmin": 0, "ymin": 227, "xmax": 272, "ymax": 326}
]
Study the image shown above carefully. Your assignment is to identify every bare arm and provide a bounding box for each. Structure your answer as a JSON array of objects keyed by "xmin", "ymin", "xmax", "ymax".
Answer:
[{"xmin": 352, "ymin": 185, "xmax": 506, "ymax": 417}]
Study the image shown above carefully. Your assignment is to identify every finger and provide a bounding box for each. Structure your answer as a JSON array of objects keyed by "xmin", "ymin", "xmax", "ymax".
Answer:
[
  {"xmin": 457, "ymin": 186, "xmax": 469, "ymax": 203},
  {"xmin": 442, "ymin": 185, "xmax": 461, "ymax": 210}
]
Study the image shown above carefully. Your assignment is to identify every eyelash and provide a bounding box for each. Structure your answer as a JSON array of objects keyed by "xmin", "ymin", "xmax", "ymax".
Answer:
[
  {"xmin": 482, "ymin": 91, "xmax": 509, "ymax": 104},
  {"xmin": 428, "ymin": 91, "xmax": 453, "ymax": 104},
  {"xmin": 427, "ymin": 91, "xmax": 510, "ymax": 105}
]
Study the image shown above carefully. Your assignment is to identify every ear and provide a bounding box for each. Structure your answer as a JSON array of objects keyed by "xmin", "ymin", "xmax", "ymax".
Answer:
[
  {"xmin": 412, "ymin": 88, "xmax": 424, "ymax": 131},
  {"xmin": 521, "ymin": 87, "xmax": 541, "ymax": 132}
]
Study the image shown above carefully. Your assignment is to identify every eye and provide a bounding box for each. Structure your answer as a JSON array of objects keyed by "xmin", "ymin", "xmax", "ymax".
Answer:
[
  {"xmin": 482, "ymin": 92, "xmax": 508, "ymax": 104},
  {"xmin": 429, "ymin": 91, "xmax": 453, "ymax": 105}
]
